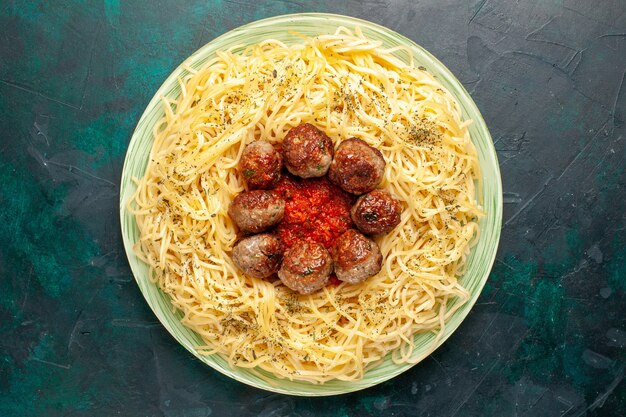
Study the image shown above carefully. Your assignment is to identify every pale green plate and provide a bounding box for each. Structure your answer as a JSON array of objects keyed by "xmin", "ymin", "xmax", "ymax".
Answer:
[{"xmin": 120, "ymin": 13, "xmax": 502, "ymax": 396}]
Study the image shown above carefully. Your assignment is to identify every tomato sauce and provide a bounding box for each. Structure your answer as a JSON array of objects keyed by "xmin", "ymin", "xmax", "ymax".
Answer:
[{"xmin": 274, "ymin": 174, "xmax": 355, "ymax": 251}]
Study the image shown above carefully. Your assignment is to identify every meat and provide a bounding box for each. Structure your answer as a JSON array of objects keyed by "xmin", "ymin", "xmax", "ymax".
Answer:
[
  {"xmin": 351, "ymin": 190, "xmax": 402, "ymax": 234},
  {"xmin": 228, "ymin": 190, "xmax": 285, "ymax": 234},
  {"xmin": 331, "ymin": 229, "xmax": 382, "ymax": 284},
  {"xmin": 239, "ymin": 141, "xmax": 282, "ymax": 189},
  {"xmin": 227, "ymin": 127, "xmax": 394, "ymax": 292},
  {"xmin": 278, "ymin": 240, "xmax": 333, "ymax": 294},
  {"xmin": 328, "ymin": 138, "xmax": 385, "ymax": 195},
  {"xmin": 282, "ymin": 123, "xmax": 334, "ymax": 178},
  {"xmin": 232, "ymin": 234, "xmax": 283, "ymax": 279}
]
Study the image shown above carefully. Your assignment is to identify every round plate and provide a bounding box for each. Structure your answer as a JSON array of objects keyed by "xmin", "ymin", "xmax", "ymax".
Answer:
[{"xmin": 120, "ymin": 13, "xmax": 502, "ymax": 396}]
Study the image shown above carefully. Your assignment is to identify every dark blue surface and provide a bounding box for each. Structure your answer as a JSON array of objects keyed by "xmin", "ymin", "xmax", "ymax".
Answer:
[{"xmin": 0, "ymin": 1, "xmax": 624, "ymax": 416}]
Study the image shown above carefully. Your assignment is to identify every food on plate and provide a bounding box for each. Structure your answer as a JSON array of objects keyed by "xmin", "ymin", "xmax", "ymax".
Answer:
[
  {"xmin": 228, "ymin": 190, "xmax": 285, "ymax": 234},
  {"xmin": 229, "ymin": 122, "xmax": 394, "ymax": 293},
  {"xmin": 328, "ymin": 138, "xmax": 385, "ymax": 195},
  {"xmin": 239, "ymin": 140, "xmax": 283, "ymax": 189},
  {"xmin": 331, "ymin": 229, "xmax": 382, "ymax": 284},
  {"xmin": 278, "ymin": 240, "xmax": 333, "ymax": 294},
  {"xmin": 351, "ymin": 190, "xmax": 402, "ymax": 234},
  {"xmin": 282, "ymin": 123, "xmax": 334, "ymax": 178},
  {"xmin": 231, "ymin": 234, "xmax": 283, "ymax": 278},
  {"xmin": 274, "ymin": 174, "xmax": 354, "ymax": 251},
  {"xmin": 130, "ymin": 27, "xmax": 482, "ymax": 383}
]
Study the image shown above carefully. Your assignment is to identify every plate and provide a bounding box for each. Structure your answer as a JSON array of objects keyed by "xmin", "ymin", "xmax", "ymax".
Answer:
[{"xmin": 120, "ymin": 13, "xmax": 502, "ymax": 396}]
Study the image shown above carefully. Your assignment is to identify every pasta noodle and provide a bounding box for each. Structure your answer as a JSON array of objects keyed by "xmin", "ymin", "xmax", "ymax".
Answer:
[{"xmin": 130, "ymin": 27, "xmax": 482, "ymax": 383}]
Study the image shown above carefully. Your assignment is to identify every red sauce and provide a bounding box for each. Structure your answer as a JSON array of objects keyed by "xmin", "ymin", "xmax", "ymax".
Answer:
[
  {"xmin": 327, "ymin": 275, "xmax": 342, "ymax": 286},
  {"xmin": 274, "ymin": 174, "xmax": 355, "ymax": 250}
]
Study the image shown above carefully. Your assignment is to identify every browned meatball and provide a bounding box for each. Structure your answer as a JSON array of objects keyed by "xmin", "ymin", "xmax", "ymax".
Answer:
[
  {"xmin": 331, "ymin": 229, "xmax": 382, "ymax": 284},
  {"xmin": 351, "ymin": 190, "xmax": 402, "ymax": 234},
  {"xmin": 328, "ymin": 138, "xmax": 385, "ymax": 195},
  {"xmin": 282, "ymin": 123, "xmax": 334, "ymax": 178},
  {"xmin": 239, "ymin": 141, "xmax": 282, "ymax": 189},
  {"xmin": 278, "ymin": 240, "xmax": 333, "ymax": 294},
  {"xmin": 228, "ymin": 190, "xmax": 285, "ymax": 234},
  {"xmin": 232, "ymin": 234, "xmax": 282, "ymax": 279}
]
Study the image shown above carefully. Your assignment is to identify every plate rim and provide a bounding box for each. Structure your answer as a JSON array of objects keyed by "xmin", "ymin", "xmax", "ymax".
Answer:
[{"xmin": 119, "ymin": 12, "xmax": 503, "ymax": 396}]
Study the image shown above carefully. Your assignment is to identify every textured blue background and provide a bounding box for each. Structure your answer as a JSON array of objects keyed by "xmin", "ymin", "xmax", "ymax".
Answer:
[{"xmin": 0, "ymin": 1, "xmax": 624, "ymax": 416}]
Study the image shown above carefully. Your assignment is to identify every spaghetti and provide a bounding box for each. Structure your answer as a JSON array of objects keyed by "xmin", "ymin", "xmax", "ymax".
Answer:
[{"xmin": 130, "ymin": 27, "xmax": 482, "ymax": 383}]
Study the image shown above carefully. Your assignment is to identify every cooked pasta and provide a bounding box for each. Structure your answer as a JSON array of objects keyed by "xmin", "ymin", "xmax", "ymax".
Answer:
[{"xmin": 129, "ymin": 27, "xmax": 482, "ymax": 383}]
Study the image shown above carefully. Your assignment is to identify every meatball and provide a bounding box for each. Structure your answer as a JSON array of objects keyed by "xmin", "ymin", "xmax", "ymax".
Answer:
[
  {"xmin": 351, "ymin": 190, "xmax": 402, "ymax": 234},
  {"xmin": 228, "ymin": 190, "xmax": 285, "ymax": 234},
  {"xmin": 239, "ymin": 141, "xmax": 282, "ymax": 189},
  {"xmin": 278, "ymin": 240, "xmax": 333, "ymax": 294},
  {"xmin": 282, "ymin": 123, "xmax": 334, "ymax": 178},
  {"xmin": 331, "ymin": 229, "xmax": 382, "ymax": 284},
  {"xmin": 328, "ymin": 138, "xmax": 385, "ymax": 194},
  {"xmin": 232, "ymin": 234, "xmax": 282, "ymax": 279}
]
